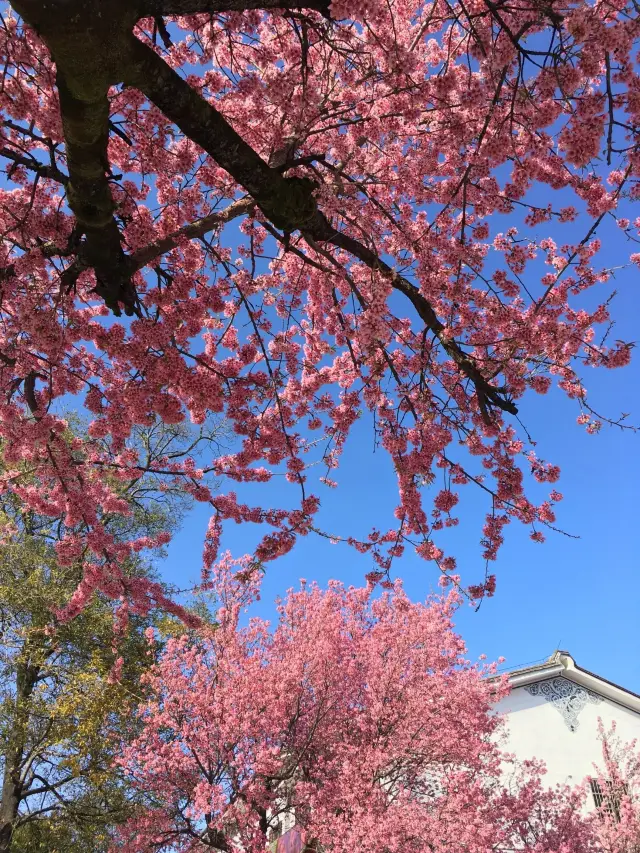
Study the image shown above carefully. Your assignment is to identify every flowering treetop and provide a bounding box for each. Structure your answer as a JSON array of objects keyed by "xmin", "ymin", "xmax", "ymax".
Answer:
[
  {"xmin": 0, "ymin": 0, "xmax": 637, "ymax": 619},
  {"xmin": 113, "ymin": 567, "xmax": 590, "ymax": 852}
]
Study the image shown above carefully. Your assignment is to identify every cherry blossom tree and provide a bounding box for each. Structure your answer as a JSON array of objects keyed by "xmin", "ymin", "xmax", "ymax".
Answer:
[
  {"xmin": 111, "ymin": 564, "xmax": 590, "ymax": 852},
  {"xmin": 0, "ymin": 0, "xmax": 638, "ymax": 617},
  {"xmin": 585, "ymin": 722, "xmax": 640, "ymax": 853}
]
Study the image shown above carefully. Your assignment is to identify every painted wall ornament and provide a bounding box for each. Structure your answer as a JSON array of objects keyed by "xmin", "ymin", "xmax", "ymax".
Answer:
[{"xmin": 525, "ymin": 677, "xmax": 603, "ymax": 732}]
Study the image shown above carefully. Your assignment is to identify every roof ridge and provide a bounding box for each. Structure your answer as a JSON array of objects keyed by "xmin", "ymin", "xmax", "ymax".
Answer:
[
  {"xmin": 500, "ymin": 651, "xmax": 640, "ymax": 708},
  {"xmin": 496, "ymin": 651, "xmax": 559, "ymax": 675}
]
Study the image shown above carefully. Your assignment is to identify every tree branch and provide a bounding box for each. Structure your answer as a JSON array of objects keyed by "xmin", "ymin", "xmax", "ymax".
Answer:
[
  {"xmin": 124, "ymin": 33, "xmax": 517, "ymax": 419},
  {"xmin": 124, "ymin": 36, "xmax": 321, "ymax": 234},
  {"xmin": 129, "ymin": 197, "xmax": 255, "ymax": 271},
  {"xmin": 143, "ymin": 0, "xmax": 331, "ymax": 16},
  {"xmin": 55, "ymin": 71, "xmax": 139, "ymax": 316},
  {"xmin": 322, "ymin": 231, "xmax": 518, "ymax": 417},
  {"xmin": 0, "ymin": 146, "xmax": 68, "ymax": 185},
  {"xmin": 12, "ymin": 0, "xmax": 142, "ymax": 315},
  {"xmin": 6, "ymin": 3, "xmax": 516, "ymax": 419}
]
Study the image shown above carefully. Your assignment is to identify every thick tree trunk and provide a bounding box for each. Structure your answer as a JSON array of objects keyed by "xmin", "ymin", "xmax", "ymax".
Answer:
[
  {"xmin": 0, "ymin": 746, "xmax": 21, "ymax": 853},
  {"xmin": 0, "ymin": 660, "xmax": 40, "ymax": 853}
]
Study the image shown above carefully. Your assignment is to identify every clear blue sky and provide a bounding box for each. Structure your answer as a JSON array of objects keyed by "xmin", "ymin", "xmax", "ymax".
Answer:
[{"xmin": 160, "ymin": 234, "xmax": 640, "ymax": 693}]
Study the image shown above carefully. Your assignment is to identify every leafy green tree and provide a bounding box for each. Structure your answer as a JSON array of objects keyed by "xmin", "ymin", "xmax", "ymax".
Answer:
[{"xmin": 0, "ymin": 420, "xmax": 221, "ymax": 853}]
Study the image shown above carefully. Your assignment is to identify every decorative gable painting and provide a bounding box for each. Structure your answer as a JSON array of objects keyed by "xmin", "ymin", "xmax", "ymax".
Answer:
[{"xmin": 524, "ymin": 677, "xmax": 603, "ymax": 732}]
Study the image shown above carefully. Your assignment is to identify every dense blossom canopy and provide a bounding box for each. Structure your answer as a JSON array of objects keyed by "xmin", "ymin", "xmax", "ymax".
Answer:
[
  {"xmin": 113, "ymin": 569, "xmax": 590, "ymax": 852},
  {"xmin": 0, "ymin": 0, "xmax": 638, "ymax": 616}
]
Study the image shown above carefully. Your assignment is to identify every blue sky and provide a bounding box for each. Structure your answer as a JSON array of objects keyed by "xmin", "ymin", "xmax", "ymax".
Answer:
[
  {"xmin": 161, "ymin": 251, "xmax": 640, "ymax": 693},
  {"xmin": 155, "ymin": 147, "xmax": 640, "ymax": 694}
]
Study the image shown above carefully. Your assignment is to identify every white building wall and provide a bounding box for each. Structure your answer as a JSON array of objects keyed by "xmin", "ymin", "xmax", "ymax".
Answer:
[{"xmin": 495, "ymin": 677, "xmax": 640, "ymax": 791}]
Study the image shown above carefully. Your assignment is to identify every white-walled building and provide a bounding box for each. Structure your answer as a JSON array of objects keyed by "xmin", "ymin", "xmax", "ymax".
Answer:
[{"xmin": 496, "ymin": 650, "xmax": 640, "ymax": 797}]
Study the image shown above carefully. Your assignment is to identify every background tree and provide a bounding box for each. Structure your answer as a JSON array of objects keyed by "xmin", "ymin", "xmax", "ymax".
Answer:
[
  {"xmin": 112, "ymin": 561, "xmax": 589, "ymax": 853},
  {"xmin": 0, "ymin": 0, "xmax": 638, "ymax": 613},
  {"xmin": 0, "ymin": 418, "xmax": 222, "ymax": 853}
]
